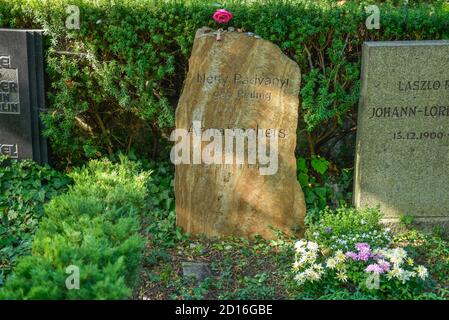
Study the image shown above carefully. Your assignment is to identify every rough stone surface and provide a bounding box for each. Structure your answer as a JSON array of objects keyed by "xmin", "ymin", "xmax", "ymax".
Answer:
[
  {"xmin": 174, "ymin": 27, "xmax": 306, "ymax": 239},
  {"xmin": 181, "ymin": 262, "xmax": 211, "ymax": 282},
  {"xmin": 354, "ymin": 41, "xmax": 449, "ymax": 232}
]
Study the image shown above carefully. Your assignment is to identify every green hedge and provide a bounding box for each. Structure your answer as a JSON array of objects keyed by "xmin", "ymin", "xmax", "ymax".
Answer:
[
  {"xmin": 0, "ymin": 157, "xmax": 148, "ymax": 299},
  {"xmin": 0, "ymin": 0, "xmax": 448, "ymax": 167}
]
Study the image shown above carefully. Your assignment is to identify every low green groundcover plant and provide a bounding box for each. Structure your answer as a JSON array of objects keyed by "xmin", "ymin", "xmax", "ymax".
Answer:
[
  {"xmin": 290, "ymin": 207, "xmax": 445, "ymax": 299},
  {"xmin": 0, "ymin": 157, "xmax": 70, "ymax": 286},
  {"xmin": 0, "ymin": 157, "xmax": 149, "ymax": 299}
]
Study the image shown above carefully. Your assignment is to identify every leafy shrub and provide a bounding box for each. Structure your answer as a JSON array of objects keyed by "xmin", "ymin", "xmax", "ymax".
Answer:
[
  {"xmin": 297, "ymin": 156, "xmax": 353, "ymax": 219},
  {"xmin": 0, "ymin": 157, "xmax": 149, "ymax": 299},
  {"xmin": 0, "ymin": 157, "xmax": 70, "ymax": 286},
  {"xmin": 306, "ymin": 207, "xmax": 391, "ymax": 251}
]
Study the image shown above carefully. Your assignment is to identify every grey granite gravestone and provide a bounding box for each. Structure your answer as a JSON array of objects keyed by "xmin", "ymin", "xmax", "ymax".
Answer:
[
  {"xmin": 0, "ymin": 29, "xmax": 48, "ymax": 164},
  {"xmin": 354, "ymin": 41, "xmax": 449, "ymax": 232}
]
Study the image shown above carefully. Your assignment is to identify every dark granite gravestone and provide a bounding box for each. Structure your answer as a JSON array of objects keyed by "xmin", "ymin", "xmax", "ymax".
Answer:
[{"xmin": 0, "ymin": 29, "xmax": 48, "ymax": 164}]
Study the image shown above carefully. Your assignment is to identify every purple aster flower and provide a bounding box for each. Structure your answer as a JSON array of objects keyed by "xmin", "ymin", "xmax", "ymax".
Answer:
[
  {"xmin": 357, "ymin": 249, "xmax": 371, "ymax": 261},
  {"xmin": 345, "ymin": 251, "xmax": 358, "ymax": 260},
  {"xmin": 365, "ymin": 263, "xmax": 384, "ymax": 275},
  {"xmin": 355, "ymin": 243, "xmax": 371, "ymax": 251},
  {"xmin": 370, "ymin": 252, "xmax": 383, "ymax": 260},
  {"xmin": 377, "ymin": 259, "xmax": 391, "ymax": 272},
  {"xmin": 324, "ymin": 227, "xmax": 333, "ymax": 234}
]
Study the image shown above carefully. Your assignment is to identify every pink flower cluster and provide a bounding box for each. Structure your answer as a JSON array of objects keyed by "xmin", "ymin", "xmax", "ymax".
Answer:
[
  {"xmin": 345, "ymin": 243, "xmax": 375, "ymax": 261},
  {"xmin": 345, "ymin": 243, "xmax": 391, "ymax": 275},
  {"xmin": 366, "ymin": 260, "xmax": 391, "ymax": 275}
]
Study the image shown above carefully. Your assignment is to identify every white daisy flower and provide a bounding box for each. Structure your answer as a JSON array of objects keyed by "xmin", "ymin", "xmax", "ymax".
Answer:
[
  {"xmin": 306, "ymin": 241, "xmax": 319, "ymax": 252},
  {"xmin": 416, "ymin": 265, "xmax": 428, "ymax": 280},
  {"xmin": 326, "ymin": 258, "xmax": 337, "ymax": 269}
]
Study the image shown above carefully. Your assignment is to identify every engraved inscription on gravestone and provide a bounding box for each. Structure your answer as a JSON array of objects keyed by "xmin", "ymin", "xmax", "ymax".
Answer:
[
  {"xmin": 354, "ymin": 41, "xmax": 449, "ymax": 231},
  {"xmin": 0, "ymin": 29, "xmax": 48, "ymax": 163},
  {"xmin": 175, "ymin": 28, "xmax": 306, "ymax": 239},
  {"xmin": 0, "ymin": 143, "xmax": 18, "ymax": 159},
  {"xmin": 0, "ymin": 57, "xmax": 20, "ymax": 114}
]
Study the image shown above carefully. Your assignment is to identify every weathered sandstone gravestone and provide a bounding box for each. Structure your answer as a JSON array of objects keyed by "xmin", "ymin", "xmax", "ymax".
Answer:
[
  {"xmin": 355, "ymin": 41, "xmax": 449, "ymax": 231},
  {"xmin": 173, "ymin": 27, "xmax": 306, "ymax": 239},
  {"xmin": 0, "ymin": 29, "xmax": 48, "ymax": 164}
]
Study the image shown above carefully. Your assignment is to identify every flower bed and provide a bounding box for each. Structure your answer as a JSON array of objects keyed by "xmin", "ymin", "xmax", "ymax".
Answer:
[
  {"xmin": 293, "ymin": 240, "xmax": 428, "ymax": 289},
  {"xmin": 291, "ymin": 207, "xmax": 443, "ymax": 299}
]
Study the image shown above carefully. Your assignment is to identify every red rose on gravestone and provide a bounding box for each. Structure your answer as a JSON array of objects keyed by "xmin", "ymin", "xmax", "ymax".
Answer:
[{"xmin": 212, "ymin": 9, "xmax": 233, "ymax": 23}]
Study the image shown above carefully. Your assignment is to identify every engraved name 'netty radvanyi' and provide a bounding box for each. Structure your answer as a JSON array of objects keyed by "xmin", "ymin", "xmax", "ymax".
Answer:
[
  {"xmin": 197, "ymin": 73, "xmax": 290, "ymax": 88},
  {"xmin": 369, "ymin": 106, "xmax": 449, "ymax": 119}
]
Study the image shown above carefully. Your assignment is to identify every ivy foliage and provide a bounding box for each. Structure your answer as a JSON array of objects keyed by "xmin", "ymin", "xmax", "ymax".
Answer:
[{"xmin": 0, "ymin": 157, "xmax": 70, "ymax": 286}]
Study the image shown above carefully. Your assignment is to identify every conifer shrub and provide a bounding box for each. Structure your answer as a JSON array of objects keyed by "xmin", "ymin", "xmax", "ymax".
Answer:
[
  {"xmin": 0, "ymin": 157, "xmax": 70, "ymax": 286},
  {"xmin": 0, "ymin": 157, "xmax": 149, "ymax": 299}
]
